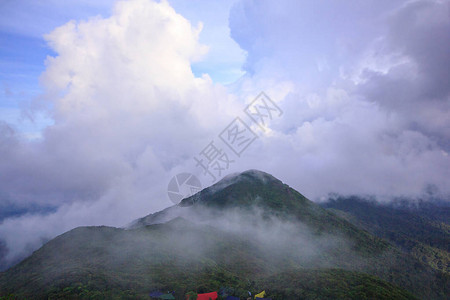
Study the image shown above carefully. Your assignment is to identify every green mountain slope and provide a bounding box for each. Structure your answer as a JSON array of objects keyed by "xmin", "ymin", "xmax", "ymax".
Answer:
[
  {"xmin": 0, "ymin": 219, "xmax": 417, "ymax": 300},
  {"xmin": 323, "ymin": 196, "xmax": 450, "ymax": 274},
  {"xmin": 0, "ymin": 170, "xmax": 448, "ymax": 299},
  {"xmin": 134, "ymin": 171, "xmax": 390, "ymax": 255}
]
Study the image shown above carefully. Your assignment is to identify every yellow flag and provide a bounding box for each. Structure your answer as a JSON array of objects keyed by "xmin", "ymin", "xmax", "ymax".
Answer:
[{"xmin": 255, "ymin": 291, "xmax": 266, "ymax": 299}]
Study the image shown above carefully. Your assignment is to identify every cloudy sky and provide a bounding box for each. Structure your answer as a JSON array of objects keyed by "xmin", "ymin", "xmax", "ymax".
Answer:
[{"xmin": 0, "ymin": 0, "xmax": 449, "ymax": 268}]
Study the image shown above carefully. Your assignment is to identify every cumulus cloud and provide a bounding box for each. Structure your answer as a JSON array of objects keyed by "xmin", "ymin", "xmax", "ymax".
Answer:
[
  {"xmin": 0, "ymin": 0, "xmax": 241, "ymax": 268},
  {"xmin": 354, "ymin": 0, "xmax": 450, "ymax": 149},
  {"xmin": 227, "ymin": 0, "xmax": 450, "ymax": 199},
  {"xmin": 0, "ymin": 0, "xmax": 449, "ymax": 270}
]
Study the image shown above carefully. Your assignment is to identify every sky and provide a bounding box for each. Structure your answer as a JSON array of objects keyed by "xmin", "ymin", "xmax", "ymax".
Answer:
[{"xmin": 0, "ymin": 0, "xmax": 449, "ymax": 268}]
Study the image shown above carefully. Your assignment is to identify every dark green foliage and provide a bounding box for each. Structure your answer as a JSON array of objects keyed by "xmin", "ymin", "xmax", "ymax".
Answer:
[
  {"xmin": 0, "ymin": 171, "xmax": 448, "ymax": 299},
  {"xmin": 258, "ymin": 269, "xmax": 418, "ymax": 300},
  {"xmin": 323, "ymin": 196, "xmax": 450, "ymax": 274},
  {"xmin": 181, "ymin": 171, "xmax": 390, "ymax": 256}
]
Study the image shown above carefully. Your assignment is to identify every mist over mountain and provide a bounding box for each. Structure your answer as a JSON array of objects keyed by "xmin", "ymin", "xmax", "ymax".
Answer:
[
  {"xmin": 1, "ymin": 0, "xmax": 449, "ymax": 274},
  {"xmin": 1, "ymin": 0, "xmax": 449, "ymax": 299},
  {"xmin": 0, "ymin": 170, "xmax": 448, "ymax": 299},
  {"xmin": 323, "ymin": 196, "xmax": 450, "ymax": 274}
]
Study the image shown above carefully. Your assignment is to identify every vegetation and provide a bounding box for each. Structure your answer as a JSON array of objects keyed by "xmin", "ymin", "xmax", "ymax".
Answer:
[
  {"xmin": 0, "ymin": 171, "xmax": 448, "ymax": 299},
  {"xmin": 258, "ymin": 269, "xmax": 418, "ymax": 300},
  {"xmin": 323, "ymin": 196, "xmax": 450, "ymax": 274}
]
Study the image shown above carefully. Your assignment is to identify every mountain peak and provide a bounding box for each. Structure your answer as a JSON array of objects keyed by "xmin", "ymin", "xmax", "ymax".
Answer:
[
  {"xmin": 178, "ymin": 169, "xmax": 282, "ymax": 207},
  {"xmin": 2, "ymin": 170, "xmax": 447, "ymax": 299},
  {"xmin": 235, "ymin": 169, "xmax": 279, "ymax": 182},
  {"xmin": 204, "ymin": 169, "xmax": 279, "ymax": 192},
  {"xmin": 128, "ymin": 170, "xmax": 290, "ymax": 228}
]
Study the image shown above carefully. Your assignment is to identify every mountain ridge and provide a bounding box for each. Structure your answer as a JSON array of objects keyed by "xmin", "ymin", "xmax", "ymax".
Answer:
[
  {"xmin": 323, "ymin": 196, "xmax": 450, "ymax": 274},
  {"xmin": 0, "ymin": 170, "xmax": 448, "ymax": 299}
]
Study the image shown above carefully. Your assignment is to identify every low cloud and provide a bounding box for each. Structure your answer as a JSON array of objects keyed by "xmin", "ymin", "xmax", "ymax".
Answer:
[
  {"xmin": 0, "ymin": 0, "xmax": 449, "ymax": 270},
  {"xmin": 227, "ymin": 0, "xmax": 450, "ymax": 198},
  {"xmin": 127, "ymin": 204, "xmax": 357, "ymax": 272},
  {"xmin": 0, "ymin": 0, "xmax": 241, "ymax": 269}
]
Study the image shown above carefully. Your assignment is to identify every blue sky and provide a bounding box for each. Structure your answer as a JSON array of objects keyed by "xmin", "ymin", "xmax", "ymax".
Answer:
[
  {"xmin": 0, "ymin": 0, "xmax": 245, "ymax": 138},
  {"xmin": 0, "ymin": 24, "xmax": 51, "ymax": 138},
  {"xmin": 0, "ymin": 0, "xmax": 448, "ymax": 270},
  {"xmin": 0, "ymin": 1, "xmax": 109, "ymax": 138}
]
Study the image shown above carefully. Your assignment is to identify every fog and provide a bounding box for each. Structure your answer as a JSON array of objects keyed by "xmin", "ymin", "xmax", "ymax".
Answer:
[
  {"xmin": 124, "ymin": 201, "xmax": 365, "ymax": 274},
  {"xmin": 0, "ymin": 0, "xmax": 449, "ymax": 273}
]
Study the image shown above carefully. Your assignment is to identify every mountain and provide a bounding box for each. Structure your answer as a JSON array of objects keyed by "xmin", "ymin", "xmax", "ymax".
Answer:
[
  {"xmin": 0, "ymin": 170, "xmax": 448, "ymax": 299},
  {"xmin": 0, "ymin": 219, "xmax": 416, "ymax": 300},
  {"xmin": 322, "ymin": 196, "xmax": 450, "ymax": 274}
]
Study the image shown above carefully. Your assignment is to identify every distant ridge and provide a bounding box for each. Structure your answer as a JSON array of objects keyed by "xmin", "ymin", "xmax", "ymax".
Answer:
[{"xmin": 0, "ymin": 170, "xmax": 447, "ymax": 299}]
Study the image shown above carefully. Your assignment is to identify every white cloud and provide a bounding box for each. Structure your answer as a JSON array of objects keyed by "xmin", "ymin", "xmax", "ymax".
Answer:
[
  {"xmin": 0, "ymin": 0, "xmax": 241, "ymax": 268},
  {"xmin": 0, "ymin": 0, "xmax": 449, "ymax": 270},
  {"xmin": 226, "ymin": 0, "xmax": 450, "ymax": 198},
  {"xmin": 168, "ymin": 0, "xmax": 246, "ymax": 83}
]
